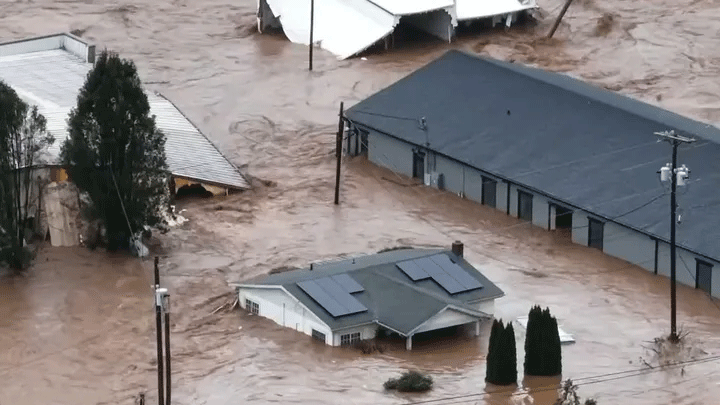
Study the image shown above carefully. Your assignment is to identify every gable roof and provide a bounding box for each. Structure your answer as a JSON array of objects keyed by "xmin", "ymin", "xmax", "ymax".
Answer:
[
  {"xmin": 345, "ymin": 50, "xmax": 720, "ymax": 262},
  {"xmin": 0, "ymin": 33, "xmax": 249, "ymax": 191},
  {"xmin": 232, "ymin": 248, "xmax": 504, "ymax": 335}
]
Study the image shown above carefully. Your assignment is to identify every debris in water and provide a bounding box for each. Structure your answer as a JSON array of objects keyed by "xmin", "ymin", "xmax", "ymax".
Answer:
[{"xmin": 594, "ymin": 13, "xmax": 616, "ymax": 37}]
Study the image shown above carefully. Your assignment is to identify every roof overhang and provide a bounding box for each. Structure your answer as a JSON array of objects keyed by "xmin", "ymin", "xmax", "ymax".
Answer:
[{"xmin": 406, "ymin": 304, "xmax": 492, "ymax": 336}]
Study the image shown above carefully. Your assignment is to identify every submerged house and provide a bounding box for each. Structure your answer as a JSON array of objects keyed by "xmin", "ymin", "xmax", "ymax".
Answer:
[
  {"xmin": 0, "ymin": 33, "xmax": 250, "ymax": 246},
  {"xmin": 344, "ymin": 50, "xmax": 720, "ymax": 298},
  {"xmin": 231, "ymin": 242, "xmax": 504, "ymax": 349},
  {"xmin": 257, "ymin": 0, "xmax": 537, "ymax": 59}
]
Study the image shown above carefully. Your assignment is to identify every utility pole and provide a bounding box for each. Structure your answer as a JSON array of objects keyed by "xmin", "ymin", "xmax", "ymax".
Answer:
[
  {"xmin": 656, "ymin": 130, "xmax": 694, "ymax": 343},
  {"xmin": 308, "ymin": 0, "xmax": 314, "ymax": 71},
  {"xmin": 154, "ymin": 257, "xmax": 164, "ymax": 405},
  {"xmin": 154, "ymin": 257, "xmax": 171, "ymax": 405},
  {"xmin": 547, "ymin": 0, "xmax": 575, "ymax": 39},
  {"xmin": 334, "ymin": 102, "xmax": 344, "ymax": 205}
]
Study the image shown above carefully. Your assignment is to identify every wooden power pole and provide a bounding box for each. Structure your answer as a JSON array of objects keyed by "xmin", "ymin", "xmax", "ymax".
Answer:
[
  {"xmin": 334, "ymin": 102, "xmax": 344, "ymax": 205},
  {"xmin": 309, "ymin": 0, "xmax": 315, "ymax": 71},
  {"xmin": 548, "ymin": 0, "xmax": 575, "ymax": 39}
]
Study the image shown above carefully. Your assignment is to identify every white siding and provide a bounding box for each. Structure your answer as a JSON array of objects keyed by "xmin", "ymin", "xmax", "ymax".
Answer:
[
  {"xmin": 413, "ymin": 307, "xmax": 478, "ymax": 334},
  {"xmin": 332, "ymin": 324, "xmax": 377, "ymax": 346},
  {"xmin": 434, "ymin": 155, "xmax": 465, "ymax": 195},
  {"xmin": 572, "ymin": 210, "xmax": 590, "ymax": 246},
  {"xmin": 473, "ymin": 299, "xmax": 495, "ymax": 315},
  {"xmin": 496, "ymin": 181, "xmax": 509, "ymax": 213},
  {"xmin": 238, "ymin": 288, "xmax": 333, "ymax": 344}
]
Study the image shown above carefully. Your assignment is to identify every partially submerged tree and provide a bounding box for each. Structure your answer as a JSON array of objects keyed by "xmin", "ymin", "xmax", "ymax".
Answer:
[
  {"xmin": 486, "ymin": 319, "xmax": 518, "ymax": 385},
  {"xmin": 61, "ymin": 50, "xmax": 168, "ymax": 251},
  {"xmin": 0, "ymin": 80, "xmax": 54, "ymax": 271},
  {"xmin": 524, "ymin": 305, "xmax": 562, "ymax": 376},
  {"xmin": 555, "ymin": 379, "xmax": 597, "ymax": 405},
  {"xmin": 384, "ymin": 370, "xmax": 433, "ymax": 393}
]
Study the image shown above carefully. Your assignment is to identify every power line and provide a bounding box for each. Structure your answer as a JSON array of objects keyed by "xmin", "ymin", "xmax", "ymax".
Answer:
[{"xmin": 402, "ymin": 354, "xmax": 720, "ymax": 405}]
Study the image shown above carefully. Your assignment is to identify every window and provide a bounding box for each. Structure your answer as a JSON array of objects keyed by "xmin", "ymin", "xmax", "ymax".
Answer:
[
  {"xmin": 517, "ymin": 190, "xmax": 533, "ymax": 221},
  {"xmin": 588, "ymin": 218, "xmax": 604, "ymax": 250},
  {"xmin": 481, "ymin": 177, "xmax": 497, "ymax": 207},
  {"xmin": 696, "ymin": 259, "xmax": 713, "ymax": 294},
  {"xmin": 311, "ymin": 329, "xmax": 326, "ymax": 343},
  {"xmin": 340, "ymin": 332, "xmax": 361, "ymax": 346},
  {"xmin": 245, "ymin": 299, "xmax": 259, "ymax": 315}
]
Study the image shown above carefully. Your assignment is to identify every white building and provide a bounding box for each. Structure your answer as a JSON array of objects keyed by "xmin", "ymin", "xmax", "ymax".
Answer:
[
  {"xmin": 0, "ymin": 33, "xmax": 250, "ymax": 246},
  {"xmin": 231, "ymin": 241, "xmax": 505, "ymax": 349},
  {"xmin": 256, "ymin": 0, "xmax": 538, "ymax": 60}
]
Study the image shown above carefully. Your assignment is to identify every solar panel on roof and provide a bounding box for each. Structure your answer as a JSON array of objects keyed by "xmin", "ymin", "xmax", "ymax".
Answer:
[
  {"xmin": 430, "ymin": 254, "xmax": 483, "ymax": 291},
  {"xmin": 314, "ymin": 277, "xmax": 367, "ymax": 314},
  {"xmin": 429, "ymin": 271, "xmax": 466, "ymax": 294},
  {"xmin": 297, "ymin": 280, "xmax": 347, "ymax": 317},
  {"xmin": 396, "ymin": 260, "xmax": 430, "ymax": 281},
  {"xmin": 330, "ymin": 274, "xmax": 365, "ymax": 293},
  {"xmin": 414, "ymin": 257, "xmax": 447, "ymax": 278}
]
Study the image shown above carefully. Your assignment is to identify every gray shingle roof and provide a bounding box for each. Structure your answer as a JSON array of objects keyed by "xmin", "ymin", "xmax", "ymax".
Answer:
[
  {"xmin": 233, "ymin": 248, "xmax": 505, "ymax": 335},
  {"xmin": 345, "ymin": 50, "xmax": 720, "ymax": 262},
  {"xmin": 0, "ymin": 36, "xmax": 249, "ymax": 190}
]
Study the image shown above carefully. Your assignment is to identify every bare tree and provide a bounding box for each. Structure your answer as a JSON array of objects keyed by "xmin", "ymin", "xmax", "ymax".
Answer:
[{"xmin": 0, "ymin": 80, "xmax": 54, "ymax": 271}]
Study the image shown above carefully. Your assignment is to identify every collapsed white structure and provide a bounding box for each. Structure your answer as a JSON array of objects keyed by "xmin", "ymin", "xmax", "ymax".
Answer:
[{"xmin": 256, "ymin": 0, "xmax": 538, "ymax": 59}]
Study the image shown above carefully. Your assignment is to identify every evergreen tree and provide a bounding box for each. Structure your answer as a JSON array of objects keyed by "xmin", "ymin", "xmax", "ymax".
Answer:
[
  {"xmin": 0, "ymin": 80, "xmax": 53, "ymax": 270},
  {"xmin": 524, "ymin": 305, "xmax": 562, "ymax": 376},
  {"xmin": 486, "ymin": 319, "xmax": 518, "ymax": 385},
  {"xmin": 61, "ymin": 50, "xmax": 167, "ymax": 250}
]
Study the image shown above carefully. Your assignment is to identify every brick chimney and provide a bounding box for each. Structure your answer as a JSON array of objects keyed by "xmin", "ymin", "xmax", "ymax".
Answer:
[{"xmin": 451, "ymin": 241, "xmax": 464, "ymax": 258}]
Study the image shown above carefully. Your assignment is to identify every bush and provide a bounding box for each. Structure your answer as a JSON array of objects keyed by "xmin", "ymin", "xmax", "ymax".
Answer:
[
  {"xmin": 524, "ymin": 305, "xmax": 562, "ymax": 376},
  {"xmin": 384, "ymin": 371, "xmax": 433, "ymax": 392},
  {"xmin": 486, "ymin": 319, "xmax": 518, "ymax": 385}
]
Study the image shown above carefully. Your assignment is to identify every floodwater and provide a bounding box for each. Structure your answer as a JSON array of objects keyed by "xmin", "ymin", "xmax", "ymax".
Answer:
[{"xmin": 2, "ymin": 0, "xmax": 720, "ymax": 404}]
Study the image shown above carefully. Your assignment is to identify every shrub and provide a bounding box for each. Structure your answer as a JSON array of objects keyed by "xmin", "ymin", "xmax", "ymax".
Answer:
[
  {"xmin": 384, "ymin": 371, "xmax": 433, "ymax": 392},
  {"xmin": 524, "ymin": 305, "xmax": 562, "ymax": 376},
  {"xmin": 485, "ymin": 319, "xmax": 518, "ymax": 385}
]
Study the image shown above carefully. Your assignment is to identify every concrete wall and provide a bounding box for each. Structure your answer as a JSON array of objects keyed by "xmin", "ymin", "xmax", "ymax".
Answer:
[{"xmin": 238, "ymin": 287, "xmax": 333, "ymax": 345}]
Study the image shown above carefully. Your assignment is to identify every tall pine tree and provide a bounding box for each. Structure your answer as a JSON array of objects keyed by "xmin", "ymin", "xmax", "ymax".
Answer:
[
  {"xmin": 486, "ymin": 319, "xmax": 518, "ymax": 385},
  {"xmin": 61, "ymin": 50, "xmax": 167, "ymax": 250},
  {"xmin": 524, "ymin": 305, "xmax": 562, "ymax": 376}
]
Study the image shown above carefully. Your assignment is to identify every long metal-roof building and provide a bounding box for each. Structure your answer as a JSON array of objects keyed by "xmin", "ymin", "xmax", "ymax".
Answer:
[
  {"xmin": 0, "ymin": 33, "xmax": 249, "ymax": 195},
  {"xmin": 344, "ymin": 50, "xmax": 720, "ymax": 299}
]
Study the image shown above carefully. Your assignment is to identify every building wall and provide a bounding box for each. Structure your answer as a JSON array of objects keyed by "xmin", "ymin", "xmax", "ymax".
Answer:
[
  {"xmin": 238, "ymin": 287, "xmax": 333, "ymax": 345},
  {"xmin": 367, "ymin": 130, "xmax": 414, "ymax": 177},
  {"xmin": 331, "ymin": 324, "xmax": 378, "ymax": 346},
  {"xmin": 472, "ymin": 299, "xmax": 496, "ymax": 316},
  {"xmin": 355, "ymin": 128, "xmax": 720, "ymax": 298}
]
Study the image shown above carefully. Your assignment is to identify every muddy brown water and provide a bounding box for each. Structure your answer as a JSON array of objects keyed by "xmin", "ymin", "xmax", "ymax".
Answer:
[{"xmin": 3, "ymin": 0, "xmax": 720, "ymax": 404}]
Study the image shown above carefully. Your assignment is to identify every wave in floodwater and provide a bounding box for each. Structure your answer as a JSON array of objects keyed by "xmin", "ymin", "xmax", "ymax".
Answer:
[{"xmin": 2, "ymin": 0, "xmax": 720, "ymax": 404}]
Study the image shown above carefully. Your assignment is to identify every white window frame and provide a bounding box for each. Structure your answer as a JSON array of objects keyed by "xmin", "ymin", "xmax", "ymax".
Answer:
[
  {"xmin": 340, "ymin": 332, "xmax": 361, "ymax": 346},
  {"xmin": 245, "ymin": 298, "xmax": 259, "ymax": 315}
]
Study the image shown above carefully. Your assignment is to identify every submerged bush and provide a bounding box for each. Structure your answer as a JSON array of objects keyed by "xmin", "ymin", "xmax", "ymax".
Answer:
[{"xmin": 384, "ymin": 371, "xmax": 433, "ymax": 392}]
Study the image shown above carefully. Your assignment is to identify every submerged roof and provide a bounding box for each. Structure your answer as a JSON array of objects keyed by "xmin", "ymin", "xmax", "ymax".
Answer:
[
  {"xmin": 233, "ymin": 248, "xmax": 505, "ymax": 335},
  {"xmin": 0, "ymin": 33, "xmax": 249, "ymax": 191},
  {"xmin": 345, "ymin": 50, "xmax": 720, "ymax": 262},
  {"xmin": 261, "ymin": 0, "xmax": 535, "ymax": 60}
]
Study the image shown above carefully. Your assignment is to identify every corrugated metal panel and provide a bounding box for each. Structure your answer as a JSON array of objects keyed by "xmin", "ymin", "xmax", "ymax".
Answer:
[
  {"xmin": 455, "ymin": 0, "xmax": 536, "ymax": 21},
  {"xmin": 266, "ymin": 0, "xmax": 398, "ymax": 60},
  {"xmin": 368, "ymin": 0, "xmax": 454, "ymax": 16},
  {"xmin": 0, "ymin": 42, "xmax": 249, "ymax": 190}
]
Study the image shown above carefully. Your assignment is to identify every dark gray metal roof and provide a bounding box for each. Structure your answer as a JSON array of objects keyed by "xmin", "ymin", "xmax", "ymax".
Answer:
[
  {"xmin": 345, "ymin": 50, "xmax": 720, "ymax": 262},
  {"xmin": 234, "ymin": 248, "xmax": 505, "ymax": 335}
]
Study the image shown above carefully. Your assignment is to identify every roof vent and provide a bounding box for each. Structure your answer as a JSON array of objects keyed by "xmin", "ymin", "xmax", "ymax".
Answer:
[{"xmin": 451, "ymin": 241, "xmax": 464, "ymax": 258}]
